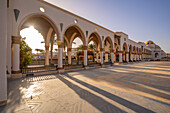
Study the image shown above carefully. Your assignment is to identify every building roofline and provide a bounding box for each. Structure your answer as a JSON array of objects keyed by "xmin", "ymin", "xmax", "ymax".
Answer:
[
  {"xmin": 39, "ymin": 0, "xmax": 115, "ymax": 34},
  {"xmin": 128, "ymin": 39, "xmax": 138, "ymax": 44},
  {"xmin": 115, "ymin": 32, "xmax": 128, "ymax": 36}
]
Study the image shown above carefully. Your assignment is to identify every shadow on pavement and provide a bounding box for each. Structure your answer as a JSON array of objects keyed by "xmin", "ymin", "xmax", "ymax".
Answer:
[
  {"xmin": 57, "ymin": 75, "xmax": 127, "ymax": 113},
  {"xmin": 62, "ymin": 73, "xmax": 155, "ymax": 113}
]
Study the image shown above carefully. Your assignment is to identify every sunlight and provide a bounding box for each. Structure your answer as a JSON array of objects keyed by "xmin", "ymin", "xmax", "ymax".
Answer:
[
  {"xmin": 72, "ymin": 38, "xmax": 83, "ymax": 48},
  {"xmin": 20, "ymin": 26, "xmax": 45, "ymax": 53}
]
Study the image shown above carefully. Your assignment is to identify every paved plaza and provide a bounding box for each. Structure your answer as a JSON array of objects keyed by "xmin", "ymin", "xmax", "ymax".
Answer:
[{"xmin": 0, "ymin": 61, "xmax": 170, "ymax": 113}]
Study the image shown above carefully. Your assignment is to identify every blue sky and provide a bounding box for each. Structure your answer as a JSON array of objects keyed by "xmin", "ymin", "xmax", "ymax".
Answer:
[{"xmin": 46, "ymin": 0, "xmax": 170, "ymax": 53}]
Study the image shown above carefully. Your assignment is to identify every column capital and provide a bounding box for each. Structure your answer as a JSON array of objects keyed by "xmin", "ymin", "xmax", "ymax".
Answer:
[
  {"xmin": 67, "ymin": 48, "xmax": 72, "ymax": 52},
  {"xmin": 45, "ymin": 45, "xmax": 49, "ymax": 50},
  {"xmin": 100, "ymin": 48, "xmax": 104, "ymax": 51},
  {"xmin": 12, "ymin": 70, "xmax": 20, "ymax": 74},
  {"xmin": 0, "ymin": 100, "xmax": 7, "ymax": 106},
  {"xmin": 105, "ymin": 51, "xmax": 109, "ymax": 54},
  {"xmin": 110, "ymin": 49, "xmax": 114, "ymax": 53},
  {"xmin": 83, "ymin": 46, "xmax": 88, "ymax": 50},
  {"xmin": 119, "ymin": 51, "xmax": 123, "ymax": 53},
  {"xmin": 12, "ymin": 36, "xmax": 21, "ymax": 44},
  {"xmin": 58, "ymin": 42, "xmax": 64, "ymax": 48}
]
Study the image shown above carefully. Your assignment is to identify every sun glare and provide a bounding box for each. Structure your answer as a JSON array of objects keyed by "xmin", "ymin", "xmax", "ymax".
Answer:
[
  {"xmin": 20, "ymin": 27, "xmax": 45, "ymax": 53},
  {"xmin": 72, "ymin": 38, "xmax": 83, "ymax": 48},
  {"xmin": 29, "ymin": 26, "xmax": 34, "ymax": 29}
]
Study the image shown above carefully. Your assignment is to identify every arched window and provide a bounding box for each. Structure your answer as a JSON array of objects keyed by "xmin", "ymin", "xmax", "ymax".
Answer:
[{"xmin": 155, "ymin": 53, "xmax": 158, "ymax": 58}]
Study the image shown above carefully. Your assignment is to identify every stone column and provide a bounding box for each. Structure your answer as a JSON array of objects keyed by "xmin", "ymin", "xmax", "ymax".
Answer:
[
  {"xmin": 134, "ymin": 53, "xmax": 136, "ymax": 61},
  {"xmin": 137, "ymin": 54, "xmax": 139, "ymax": 61},
  {"xmin": 83, "ymin": 46, "xmax": 88, "ymax": 68},
  {"xmin": 139, "ymin": 54, "xmax": 141, "ymax": 60},
  {"xmin": 96, "ymin": 50, "xmax": 99, "ymax": 62},
  {"xmin": 45, "ymin": 45, "xmax": 49, "ymax": 66},
  {"xmin": 114, "ymin": 52, "xmax": 116, "ymax": 63},
  {"xmin": 0, "ymin": 0, "xmax": 7, "ymax": 105},
  {"xmin": 119, "ymin": 51, "xmax": 123, "ymax": 63},
  {"xmin": 142, "ymin": 52, "xmax": 145, "ymax": 60},
  {"xmin": 100, "ymin": 48, "xmax": 104, "ymax": 66},
  {"xmin": 105, "ymin": 51, "xmax": 109, "ymax": 62},
  {"xmin": 126, "ymin": 52, "xmax": 129, "ymax": 62},
  {"xmin": 67, "ymin": 48, "xmax": 72, "ymax": 65},
  {"xmin": 130, "ymin": 53, "xmax": 133, "ymax": 61},
  {"xmin": 12, "ymin": 36, "xmax": 21, "ymax": 74},
  {"xmin": 131, "ymin": 53, "xmax": 134, "ymax": 61},
  {"xmin": 111, "ymin": 49, "xmax": 114, "ymax": 65},
  {"xmin": 57, "ymin": 43, "xmax": 64, "ymax": 73}
]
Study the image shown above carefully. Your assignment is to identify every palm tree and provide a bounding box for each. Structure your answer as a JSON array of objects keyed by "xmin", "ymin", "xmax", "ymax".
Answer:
[
  {"xmin": 55, "ymin": 49, "xmax": 58, "ymax": 52},
  {"xmin": 77, "ymin": 44, "xmax": 83, "ymax": 51},
  {"xmin": 76, "ymin": 44, "xmax": 84, "ymax": 64},
  {"xmin": 39, "ymin": 49, "xmax": 44, "ymax": 53},
  {"xmin": 63, "ymin": 38, "xmax": 67, "ymax": 64},
  {"xmin": 50, "ymin": 34, "xmax": 58, "ymax": 64},
  {"xmin": 35, "ymin": 49, "xmax": 44, "ymax": 60},
  {"xmin": 35, "ymin": 49, "xmax": 44, "ymax": 54},
  {"xmin": 50, "ymin": 36, "xmax": 54, "ymax": 64},
  {"xmin": 88, "ymin": 43, "xmax": 96, "ymax": 51}
]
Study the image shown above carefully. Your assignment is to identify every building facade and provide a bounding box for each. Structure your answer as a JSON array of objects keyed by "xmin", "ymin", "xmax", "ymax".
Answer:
[{"xmin": 0, "ymin": 0, "xmax": 166, "ymax": 105}]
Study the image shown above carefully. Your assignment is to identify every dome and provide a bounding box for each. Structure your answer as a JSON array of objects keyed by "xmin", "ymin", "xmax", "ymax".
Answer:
[
  {"xmin": 145, "ymin": 40, "xmax": 154, "ymax": 45},
  {"xmin": 155, "ymin": 45, "xmax": 161, "ymax": 49}
]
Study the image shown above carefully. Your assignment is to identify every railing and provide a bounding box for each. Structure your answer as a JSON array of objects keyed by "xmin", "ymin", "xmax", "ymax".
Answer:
[
  {"xmin": 103, "ymin": 61, "xmax": 112, "ymax": 66},
  {"xmin": 21, "ymin": 66, "xmax": 56, "ymax": 75},
  {"xmin": 88, "ymin": 62, "xmax": 101, "ymax": 67},
  {"xmin": 21, "ymin": 60, "xmax": 114, "ymax": 75},
  {"xmin": 64, "ymin": 64, "xmax": 84, "ymax": 70}
]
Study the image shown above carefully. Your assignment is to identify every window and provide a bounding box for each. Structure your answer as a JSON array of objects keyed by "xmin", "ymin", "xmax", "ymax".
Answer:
[
  {"xmin": 74, "ymin": 19, "xmax": 78, "ymax": 23},
  {"xmin": 40, "ymin": 7, "xmax": 45, "ymax": 12}
]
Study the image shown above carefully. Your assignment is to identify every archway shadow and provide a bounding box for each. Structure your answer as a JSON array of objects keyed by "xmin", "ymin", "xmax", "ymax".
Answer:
[
  {"xmin": 59, "ymin": 73, "xmax": 155, "ymax": 113},
  {"xmin": 0, "ymin": 78, "xmax": 31, "ymax": 113},
  {"xmin": 57, "ymin": 74, "xmax": 127, "ymax": 113}
]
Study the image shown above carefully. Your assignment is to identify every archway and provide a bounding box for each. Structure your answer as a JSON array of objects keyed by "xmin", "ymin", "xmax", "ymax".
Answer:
[
  {"xmin": 123, "ymin": 43, "xmax": 127, "ymax": 62},
  {"xmin": 139, "ymin": 48, "xmax": 142, "ymax": 61},
  {"xmin": 63, "ymin": 25, "xmax": 86, "ymax": 66},
  {"xmin": 129, "ymin": 45, "xmax": 132, "ymax": 62},
  {"xmin": 136, "ymin": 47, "xmax": 139, "ymax": 61},
  {"xmin": 133, "ymin": 46, "xmax": 136, "ymax": 61},
  {"xmin": 155, "ymin": 53, "xmax": 158, "ymax": 58},
  {"xmin": 88, "ymin": 32, "xmax": 102, "ymax": 65},
  {"xmin": 104, "ymin": 37, "xmax": 113, "ymax": 64},
  {"xmin": 19, "ymin": 14, "xmax": 60, "ymax": 68},
  {"xmin": 114, "ymin": 43, "xmax": 119, "ymax": 62}
]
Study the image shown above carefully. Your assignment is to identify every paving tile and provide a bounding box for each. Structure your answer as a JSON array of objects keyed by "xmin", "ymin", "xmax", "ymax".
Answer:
[{"xmin": 0, "ymin": 61, "xmax": 170, "ymax": 113}]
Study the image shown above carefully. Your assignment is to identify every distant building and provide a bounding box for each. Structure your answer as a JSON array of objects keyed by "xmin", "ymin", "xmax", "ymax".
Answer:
[
  {"xmin": 144, "ymin": 40, "xmax": 166, "ymax": 60},
  {"xmin": 166, "ymin": 53, "xmax": 170, "ymax": 58}
]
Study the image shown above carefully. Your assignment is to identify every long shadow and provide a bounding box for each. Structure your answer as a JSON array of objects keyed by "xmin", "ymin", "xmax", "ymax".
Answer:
[
  {"xmin": 106, "ymin": 65, "xmax": 170, "ymax": 78},
  {"xmin": 63, "ymin": 73, "xmax": 155, "ymax": 113},
  {"xmin": 75, "ymin": 66, "xmax": 170, "ymax": 101},
  {"xmin": 119, "ymin": 65, "xmax": 170, "ymax": 73},
  {"xmin": 68, "ymin": 65, "xmax": 170, "ymax": 99},
  {"xmin": 0, "ymin": 77, "xmax": 32, "ymax": 113},
  {"xmin": 57, "ymin": 75, "xmax": 127, "ymax": 113}
]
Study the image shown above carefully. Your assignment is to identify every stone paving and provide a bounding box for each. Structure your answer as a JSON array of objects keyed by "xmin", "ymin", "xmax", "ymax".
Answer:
[{"xmin": 0, "ymin": 61, "xmax": 170, "ymax": 113}]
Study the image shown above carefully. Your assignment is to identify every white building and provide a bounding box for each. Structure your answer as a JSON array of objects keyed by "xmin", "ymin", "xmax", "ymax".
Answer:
[{"xmin": 0, "ymin": 0, "xmax": 166, "ymax": 105}]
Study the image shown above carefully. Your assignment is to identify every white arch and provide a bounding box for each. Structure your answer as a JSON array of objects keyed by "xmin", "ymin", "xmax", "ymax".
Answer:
[{"xmin": 18, "ymin": 13, "xmax": 60, "ymax": 39}]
